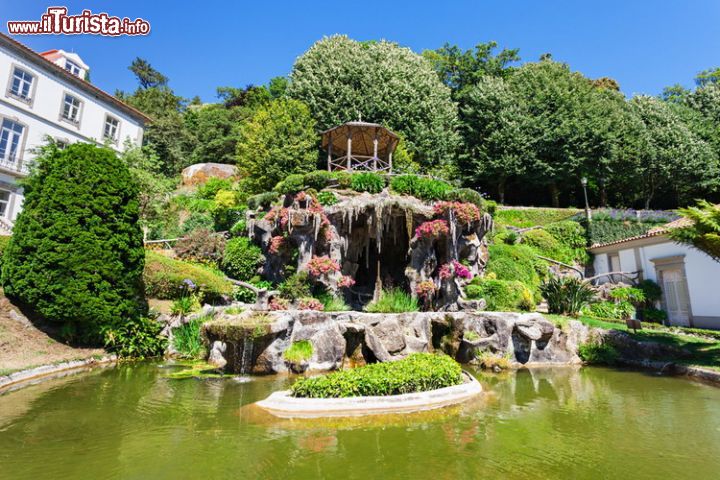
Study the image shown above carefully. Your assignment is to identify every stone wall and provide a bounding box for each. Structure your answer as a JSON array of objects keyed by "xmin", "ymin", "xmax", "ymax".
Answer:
[{"xmin": 202, "ymin": 310, "xmax": 589, "ymax": 374}]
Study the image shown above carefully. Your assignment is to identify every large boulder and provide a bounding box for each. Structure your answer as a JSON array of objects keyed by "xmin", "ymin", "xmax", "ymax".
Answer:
[{"xmin": 181, "ymin": 163, "xmax": 238, "ymax": 186}]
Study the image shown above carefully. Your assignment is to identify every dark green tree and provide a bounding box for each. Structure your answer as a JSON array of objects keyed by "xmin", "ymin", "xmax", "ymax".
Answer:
[
  {"xmin": 129, "ymin": 57, "xmax": 168, "ymax": 89},
  {"xmin": 2, "ymin": 143, "xmax": 147, "ymax": 342}
]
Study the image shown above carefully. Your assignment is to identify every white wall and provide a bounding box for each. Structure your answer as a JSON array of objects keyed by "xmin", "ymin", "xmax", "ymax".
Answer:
[{"xmin": 0, "ymin": 45, "xmax": 144, "ymax": 221}]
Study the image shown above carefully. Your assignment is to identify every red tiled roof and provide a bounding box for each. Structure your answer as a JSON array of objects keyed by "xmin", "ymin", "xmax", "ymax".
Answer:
[{"xmin": 0, "ymin": 33, "xmax": 151, "ymax": 123}]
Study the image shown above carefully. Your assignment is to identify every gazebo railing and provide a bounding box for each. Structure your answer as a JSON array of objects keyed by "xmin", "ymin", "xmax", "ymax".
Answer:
[{"xmin": 328, "ymin": 154, "xmax": 391, "ymax": 172}]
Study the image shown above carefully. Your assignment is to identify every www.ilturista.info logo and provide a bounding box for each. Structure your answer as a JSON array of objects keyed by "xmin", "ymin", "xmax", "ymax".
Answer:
[{"xmin": 7, "ymin": 7, "xmax": 150, "ymax": 36}]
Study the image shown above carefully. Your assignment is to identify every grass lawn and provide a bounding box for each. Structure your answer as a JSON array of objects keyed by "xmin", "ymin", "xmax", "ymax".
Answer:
[{"xmin": 548, "ymin": 314, "xmax": 720, "ymax": 372}]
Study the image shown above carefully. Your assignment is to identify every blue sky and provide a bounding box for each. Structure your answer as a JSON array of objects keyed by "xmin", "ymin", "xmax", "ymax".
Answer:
[{"xmin": 3, "ymin": 1, "xmax": 720, "ymax": 102}]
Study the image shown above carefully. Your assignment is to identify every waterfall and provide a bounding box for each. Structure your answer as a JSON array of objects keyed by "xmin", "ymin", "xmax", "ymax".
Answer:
[{"xmin": 239, "ymin": 335, "xmax": 254, "ymax": 375}]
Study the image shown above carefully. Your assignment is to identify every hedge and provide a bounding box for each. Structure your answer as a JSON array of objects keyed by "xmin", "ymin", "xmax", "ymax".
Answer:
[
  {"xmin": 465, "ymin": 278, "xmax": 535, "ymax": 311},
  {"xmin": 494, "ymin": 208, "xmax": 581, "ymax": 228},
  {"xmin": 144, "ymin": 250, "xmax": 233, "ymax": 302},
  {"xmin": 290, "ymin": 353, "xmax": 463, "ymax": 398}
]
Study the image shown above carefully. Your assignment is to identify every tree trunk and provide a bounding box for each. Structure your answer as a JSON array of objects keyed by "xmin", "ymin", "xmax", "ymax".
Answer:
[
  {"xmin": 497, "ymin": 177, "xmax": 506, "ymax": 204},
  {"xmin": 549, "ymin": 183, "xmax": 560, "ymax": 208},
  {"xmin": 599, "ymin": 182, "xmax": 608, "ymax": 207}
]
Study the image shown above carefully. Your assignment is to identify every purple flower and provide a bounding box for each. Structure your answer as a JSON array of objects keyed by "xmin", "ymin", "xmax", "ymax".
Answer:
[{"xmin": 182, "ymin": 279, "xmax": 196, "ymax": 290}]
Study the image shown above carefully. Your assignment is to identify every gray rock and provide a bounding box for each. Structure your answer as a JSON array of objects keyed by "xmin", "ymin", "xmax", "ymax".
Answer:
[
  {"xmin": 181, "ymin": 162, "xmax": 238, "ymax": 186},
  {"xmin": 207, "ymin": 341, "xmax": 227, "ymax": 369},
  {"xmin": 370, "ymin": 318, "xmax": 406, "ymax": 354}
]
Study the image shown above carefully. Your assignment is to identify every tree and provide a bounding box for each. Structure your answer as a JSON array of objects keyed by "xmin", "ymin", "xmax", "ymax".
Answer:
[
  {"xmin": 422, "ymin": 41, "xmax": 520, "ymax": 96},
  {"xmin": 184, "ymin": 104, "xmax": 244, "ymax": 165},
  {"xmin": 288, "ymin": 35, "xmax": 459, "ymax": 173},
  {"xmin": 629, "ymin": 96, "xmax": 718, "ymax": 208},
  {"xmin": 668, "ymin": 200, "xmax": 720, "ymax": 261},
  {"xmin": 2, "ymin": 143, "xmax": 147, "ymax": 342},
  {"xmin": 458, "ymin": 76, "xmax": 531, "ymax": 202},
  {"xmin": 129, "ymin": 57, "xmax": 168, "ymax": 89},
  {"xmin": 118, "ymin": 142, "xmax": 175, "ymax": 240},
  {"xmin": 236, "ymin": 98, "xmax": 318, "ymax": 193}
]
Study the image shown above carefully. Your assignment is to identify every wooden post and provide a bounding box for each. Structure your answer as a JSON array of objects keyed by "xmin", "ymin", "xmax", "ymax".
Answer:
[
  {"xmin": 373, "ymin": 129, "xmax": 379, "ymax": 171},
  {"xmin": 346, "ymin": 132, "xmax": 352, "ymax": 171},
  {"xmin": 327, "ymin": 132, "xmax": 333, "ymax": 171}
]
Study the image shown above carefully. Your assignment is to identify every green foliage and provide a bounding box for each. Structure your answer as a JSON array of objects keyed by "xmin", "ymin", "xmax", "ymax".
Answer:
[
  {"xmin": 578, "ymin": 339, "xmax": 619, "ymax": 365},
  {"xmin": 637, "ymin": 280, "xmax": 663, "ymax": 304},
  {"xmin": 288, "ymin": 35, "xmax": 459, "ymax": 171},
  {"xmin": 233, "ymin": 279, "xmax": 272, "ymax": 303},
  {"xmin": 316, "ymin": 191, "xmax": 338, "ymax": 206},
  {"xmin": 0, "ymin": 235, "xmax": 10, "ymax": 268},
  {"xmin": 584, "ymin": 301, "xmax": 634, "ymax": 320},
  {"xmin": 2, "ymin": 144, "xmax": 147, "ymax": 343},
  {"xmin": 278, "ymin": 272, "xmax": 312, "ymax": 301},
  {"xmin": 609, "ymin": 287, "xmax": 645, "ymax": 304},
  {"xmin": 587, "ymin": 219, "xmax": 662, "ymax": 246},
  {"xmin": 494, "ymin": 208, "xmax": 580, "ymax": 228},
  {"xmin": 229, "ymin": 220, "xmax": 247, "ymax": 237},
  {"xmin": 544, "ymin": 221, "xmax": 587, "ymax": 249},
  {"xmin": 447, "ymin": 187, "xmax": 485, "ymax": 208},
  {"xmin": 236, "ymin": 98, "xmax": 318, "ymax": 193},
  {"xmin": 171, "ymin": 294, "xmax": 201, "ymax": 316},
  {"xmin": 365, "ymin": 288, "xmax": 419, "ymax": 313},
  {"xmin": 103, "ymin": 316, "xmax": 167, "ymax": 359},
  {"xmin": 247, "ymin": 191, "xmax": 279, "ymax": 210},
  {"xmin": 540, "ymin": 277, "xmax": 595, "ymax": 316},
  {"xmin": 668, "ymin": 200, "xmax": 720, "ymax": 261},
  {"xmin": 642, "ymin": 306, "xmax": 668, "ymax": 323},
  {"xmin": 144, "ymin": 250, "xmax": 233, "ymax": 302},
  {"xmin": 465, "ymin": 278, "xmax": 535, "ymax": 311},
  {"xmin": 283, "ymin": 340, "xmax": 314, "ymax": 363},
  {"xmin": 485, "ymin": 244, "xmax": 544, "ymax": 292},
  {"xmin": 303, "ymin": 170, "xmax": 336, "ymax": 190},
  {"xmin": 350, "ymin": 172, "xmax": 385, "ymax": 194},
  {"xmin": 274, "ymin": 173, "xmax": 306, "ymax": 195},
  {"xmin": 221, "ymin": 237, "xmax": 263, "ymax": 281},
  {"xmin": 172, "ymin": 316, "xmax": 211, "ymax": 359},
  {"xmin": 390, "ymin": 175, "xmax": 454, "ymax": 201},
  {"xmin": 317, "ymin": 293, "xmax": 350, "ymax": 312},
  {"xmin": 175, "ymin": 228, "xmax": 226, "ymax": 266},
  {"xmin": 197, "ymin": 178, "xmax": 233, "ymax": 200},
  {"xmin": 180, "ymin": 211, "xmax": 215, "ymax": 235},
  {"xmin": 290, "ymin": 353, "xmax": 463, "ymax": 398}
]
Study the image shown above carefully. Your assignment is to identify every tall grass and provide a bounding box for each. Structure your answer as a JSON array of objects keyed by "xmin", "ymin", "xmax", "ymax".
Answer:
[
  {"xmin": 172, "ymin": 315, "xmax": 212, "ymax": 359},
  {"xmin": 317, "ymin": 293, "xmax": 350, "ymax": 312},
  {"xmin": 365, "ymin": 288, "xmax": 419, "ymax": 313}
]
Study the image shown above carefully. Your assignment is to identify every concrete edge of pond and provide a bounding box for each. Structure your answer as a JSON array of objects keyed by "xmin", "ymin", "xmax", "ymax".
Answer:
[
  {"xmin": 255, "ymin": 371, "xmax": 482, "ymax": 418},
  {"xmin": 620, "ymin": 359, "xmax": 720, "ymax": 387},
  {"xmin": 0, "ymin": 356, "xmax": 117, "ymax": 394}
]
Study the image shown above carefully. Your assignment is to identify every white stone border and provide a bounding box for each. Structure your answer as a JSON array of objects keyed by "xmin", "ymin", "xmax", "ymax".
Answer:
[
  {"xmin": 256, "ymin": 371, "xmax": 482, "ymax": 418},
  {"xmin": 0, "ymin": 356, "xmax": 117, "ymax": 393}
]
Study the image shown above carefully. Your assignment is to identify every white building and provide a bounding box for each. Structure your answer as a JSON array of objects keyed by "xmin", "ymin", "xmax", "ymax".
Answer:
[
  {"xmin": 590, "ymin": 218, "xmax": 720, "ymax": 329},
  {"xmin": 0, "ymin": 32, "xmax": 149, "ymax": 229}
]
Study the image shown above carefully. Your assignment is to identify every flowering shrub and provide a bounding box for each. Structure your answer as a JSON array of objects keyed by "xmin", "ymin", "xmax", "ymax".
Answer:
[
  {"xmin": 415, "ymin": 220, "xmax": 449, "ymax": 239},
  {"xmin": 295, "ymin": 191, "xmax": 308, "ymax": 202},
  {"xmin": 439, "ymin": 261, "xmax": 472, "ymax": 281},
  {"xmin": 338, "ymin": 275, "xmax": 356, "ymax": 288},
  {"xmin": 416, "ymin": 280, "xmax": 436, "ymax": 299},
  {"xmin": 307, "ymin": 255, "xmax": 341, "ymax": 277},
  {"xmin": 438, "ymin": 263, "xmax": 453, "ymax": 280},
  {"xmin": 298, "ymin": 297, "xmax": 325, "ymax": 311},
  {"xmin": 268, "ymin": 235, "xmax": 284, "ymax": 254},
  {"xmin": 265, "ymin": 207, "xmax": 290, "ymax": 230},
  {"xmin": 434, "ymin": 201, "xmax": 481, "ymax": 224},
  {"xmin": 269, "ymin": 297, "xmax": 290, "ymax": 311}
]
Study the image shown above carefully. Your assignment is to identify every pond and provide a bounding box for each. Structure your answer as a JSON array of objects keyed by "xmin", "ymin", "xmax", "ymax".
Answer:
[{"xmin": 1, "ymin": 364, "xmax": 720, "ymax": 479}]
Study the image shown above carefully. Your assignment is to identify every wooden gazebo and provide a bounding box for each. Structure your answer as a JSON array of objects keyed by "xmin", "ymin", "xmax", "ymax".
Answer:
[{"xmin": 321, "ymin": 121, "xmax": 399, "ymax": 173}]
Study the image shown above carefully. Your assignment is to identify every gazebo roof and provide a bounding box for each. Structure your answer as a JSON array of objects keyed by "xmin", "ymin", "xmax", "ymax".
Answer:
[{"xmin": 321, "ymin": 121, "xmax": 399, "ymax": 157}]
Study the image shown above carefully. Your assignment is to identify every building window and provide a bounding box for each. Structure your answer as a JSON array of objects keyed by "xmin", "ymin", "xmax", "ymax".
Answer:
[
  {"xmin": 0, "ymin": 190, "xmax": 9, "ymax": 218},
  {"xmin": 0, "ymin": 119, "xmax": 25, "ymax": 165},
  {"xmin": 61, "ymin": 93, "xmax": 82, "ymax": 124},
  {"xmin": 103, "ymin": 115, "xmax": 120, "ymax": 143},
  {"xmin": 9, "ymin": 67, "xmax": 34, "ymax": 101},
  {"xmin": 65, "ymin": 59, "xmax": 81, "ymax": 77}
]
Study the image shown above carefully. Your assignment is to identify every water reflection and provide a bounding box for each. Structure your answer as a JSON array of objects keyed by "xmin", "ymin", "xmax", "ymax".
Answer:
[{"xmin": 1, "ymin": 364, "xmax": 719, "ymax": 479}]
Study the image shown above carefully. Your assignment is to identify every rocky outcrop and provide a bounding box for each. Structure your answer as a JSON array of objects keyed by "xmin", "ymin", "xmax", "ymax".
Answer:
[
  {"xmin": 181, "ymin": 163, "xmax": 238, "ymax": 186},
  {"xmin": 202, "ymin": 310, "xmax": 589, "ymax": 374}
]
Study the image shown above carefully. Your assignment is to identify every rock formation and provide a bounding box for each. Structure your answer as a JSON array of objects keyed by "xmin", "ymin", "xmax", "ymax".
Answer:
[{"xmin": 201, "ymin": 309, "xmax": 589, "ymax": 374}]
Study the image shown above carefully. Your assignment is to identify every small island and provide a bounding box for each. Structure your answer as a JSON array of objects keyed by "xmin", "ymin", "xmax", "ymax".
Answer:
[{"xmin": 256, "ymin": 353, "xmax": 482, "ymax": 418}]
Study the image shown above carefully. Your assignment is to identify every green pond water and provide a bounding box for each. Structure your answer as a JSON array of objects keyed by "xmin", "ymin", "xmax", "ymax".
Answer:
[{"xmin": 1, "ymin": 364, "xmax": 720, "ymax": 480}]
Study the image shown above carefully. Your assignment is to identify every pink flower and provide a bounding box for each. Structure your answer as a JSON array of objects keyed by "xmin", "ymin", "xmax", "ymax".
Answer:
[
  {"xmin": 433, "ymin": 201, "xmax": 481, "ymax": 224},
  {"xmin": 307, "ymin": 255, "xmax": 341, "ymax": 277},
  {"xmin": 338, "ymin": 275, "xmax": 356, "ymax": 288},
  {"xmin": 295, "ymin": 191, "xmax": 307, "ymax": 202},
  {"xmin": 268, "ymin": 235, "xmax": 284, "ymax": 254},
  {"xmin": 269, "ymin": 297, "xmax": 290, "ymax": 311},
  {"xmin": 416, "ymin": 280, "xmax": 436, "ymax": 299},
  {"xmin": 453, "ymin": 261, "xmax": 472, "ymax": 280},
  {"xmin": 439, "ymin": 263, "xmax": 454, "ymax": 280},
  {"xmin": 414, "ymin": 220, "xmax": 449, "ymax": 239},
  {"xmin": 298, "ymin": 298, "xmax": 324, "ymax": 311}
]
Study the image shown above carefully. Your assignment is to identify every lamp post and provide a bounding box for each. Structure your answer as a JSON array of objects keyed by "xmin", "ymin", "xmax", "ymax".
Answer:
[{"xmin": 581, "ymin": 177, "xmax": 592, "ymax": 222}]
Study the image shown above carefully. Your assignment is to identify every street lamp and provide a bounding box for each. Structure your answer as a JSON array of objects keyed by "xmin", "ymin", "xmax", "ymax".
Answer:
[{"xmin": 581, "ymin": 177, "xmax": 592, "ymax": 222}]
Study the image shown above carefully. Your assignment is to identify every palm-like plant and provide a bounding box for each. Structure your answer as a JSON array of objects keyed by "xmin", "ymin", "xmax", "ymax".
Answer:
[
  {"xmin": 668, "ymin": 200, "xmax": 720, "ymax": 262},
  {"xmin": 540, "ymin": 276, "xmax": 596, "ymax": 317}
]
